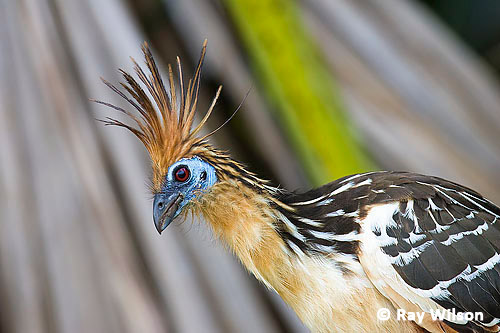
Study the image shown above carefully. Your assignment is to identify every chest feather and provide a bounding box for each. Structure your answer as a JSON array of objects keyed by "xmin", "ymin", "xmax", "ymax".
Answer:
[{"xmin": 196, "ymin": 185, "xmax": 424, "ymax": 332}]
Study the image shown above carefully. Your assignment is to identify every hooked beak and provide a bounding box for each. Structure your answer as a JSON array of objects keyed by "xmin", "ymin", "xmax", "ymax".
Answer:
[{"xmin": 153, "ymin": 192, "xmax": 184, "ymax": 234}]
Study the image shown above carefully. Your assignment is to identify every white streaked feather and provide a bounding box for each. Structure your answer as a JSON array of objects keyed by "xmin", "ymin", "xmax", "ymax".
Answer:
[
  {"xmin": 339, "ymin": 173, "xmax": 365, "ymax": 184},
  {"xmin": 331, "ymin": 182, "xmax": 355, "ymax": 195},
  {"xmin": 428, "ymin": 198, "xmax": 442, "ymax": 211},
  {"xmin": 358, "ymin": 220, "xmax": 447, "ymax": 318},
  {"xmin": 427, "ymin": 210, "xmax": 451, "ymax": 233},
  {"xmin": 403, "ymin": 199, "xmax": 415, "ymax": 219},
  {"xmin": 390, "ymin": 253, "xmax": 500, "ymax": 304},
  {"xmin": 440, "ymin": 223, "xmax": 489, "ymax": 246},
  {"xmin": 316, "ymin": 198, "xmax": 333, "ymax": 206},
  {"xmin": 392, "ymin": 240, "xmax": 434, "ymax": 266},
  {"xmin": 466, "ymin": 252, "xmax": 500, "ymax": 281},
  {"xmin": 363, "ymin": 203, "xmax": 400, "ymax": 247},
  {"xmin": 443, "ymin": 206, "xmax": 458, "ymax": 223},
  {"xmin": 345, "ymin": 210, "xmax": 359, "ymax": 218},
  {"xmin": 460, "ymin": 191, "xmax": 500, "ymax": 218},
  {"xmin": 352, "ymin": 178, "xmax": 372, "ymax": 188},
  {"xmin": 308, "ymin": 230, "xmax": 359, "ymax": 242},
  {"xmin": 365, "ymin": 202, "xmax": 400, "ymax": 232},
  {"xmin": 290, "ymin": 194, "xmax": 329, "ymax": 206},
  {"xmin": 286, "ymin": 239, "xmax": 305, "ymax": 257},
  {"xmin": 433, "ymin": 186, "xmax": 474, "ymax": 210},
  {"xmin": 277, "ymin": 212, "xmax": 306, "ymax": 242},
  {"xmin": 297, "ymin": 217, "xmax": 323, "ymax": 228},
  {"xmin": 313, "ymin": 244, "xmax": 336, "ymax": 253},
  {"xmin": 408, "ymin": 232, "xmax": 426, "ymax": 244},
  {"xmin": 376, "ymin": 233, "xmax": 398, "ymax": 247},
  {"xmin": 408, "ymin": 256, "xmax": 497, "ymax": 300},
  {"xmin": 338, "ymin": 171, "xmax": 379, "ymax": 184},
  {"xmin": 483, "ymin": 317, "xmax": 500, "ymax": 327},
  {"xmin": 325, "ymin": 209, "xmax": 345, "ymax": 218}
]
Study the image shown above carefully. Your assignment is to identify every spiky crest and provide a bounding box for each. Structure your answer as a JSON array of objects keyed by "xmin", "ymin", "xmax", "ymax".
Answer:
[{"xmin": 94, "ymin": 40, "xmax": 223, "ymax": 192}]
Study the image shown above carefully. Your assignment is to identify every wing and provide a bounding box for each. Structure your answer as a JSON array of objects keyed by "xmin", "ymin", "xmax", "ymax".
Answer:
[{"xmin": 358, "ymin": 173, "xmax": 500, "ymax": 333}]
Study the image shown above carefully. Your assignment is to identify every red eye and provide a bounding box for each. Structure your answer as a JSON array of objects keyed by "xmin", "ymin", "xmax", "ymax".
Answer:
[{"xmin": 174, "ymin": 167, "xmax": 190, "ymax": 182}]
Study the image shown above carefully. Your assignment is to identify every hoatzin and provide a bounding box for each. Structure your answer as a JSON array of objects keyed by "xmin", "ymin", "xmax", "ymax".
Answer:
[{"xmin": 96, "ymin": 41, "xmax": 500, "ymax": 333}]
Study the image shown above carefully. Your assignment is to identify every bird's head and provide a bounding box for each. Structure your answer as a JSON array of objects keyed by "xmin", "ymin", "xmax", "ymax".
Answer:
[
  {"xmin": 95, "ymin": 40, "xmax": 242, "ymax": 234},
  {"xmin": 152, "ymin": 156, "xmax": 217, "ymax": 233}
]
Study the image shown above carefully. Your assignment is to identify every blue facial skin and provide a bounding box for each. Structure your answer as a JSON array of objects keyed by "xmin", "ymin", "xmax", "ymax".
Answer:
[{"xmin": 153, "ymin": 156, "xmax": 217, "ymax": 234}]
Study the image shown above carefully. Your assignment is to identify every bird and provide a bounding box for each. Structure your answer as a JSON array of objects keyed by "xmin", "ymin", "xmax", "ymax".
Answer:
[{"xmin": 95, "ymin": 41, "xmax": 500, "ymax": 333}]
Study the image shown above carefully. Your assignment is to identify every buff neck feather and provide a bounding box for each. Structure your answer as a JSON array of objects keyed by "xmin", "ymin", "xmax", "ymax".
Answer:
[{"xmin": 192, "ymin": 180, "xmax": 287, "ymax": 289}]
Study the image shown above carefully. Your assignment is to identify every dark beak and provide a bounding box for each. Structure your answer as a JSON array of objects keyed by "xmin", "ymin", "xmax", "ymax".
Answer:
[{"xmin": 153, "ymin": 193, "xmax": 184, "ymax": 234}]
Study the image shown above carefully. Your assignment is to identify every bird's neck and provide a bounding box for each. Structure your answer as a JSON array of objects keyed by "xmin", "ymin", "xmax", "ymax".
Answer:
[
  {"xmin": 193, "ymin": 182, "xmax": 366, "ymax": 313},
  {"xmin": 193, "ymin": 180, "xmax": 289, "ymax": 289}
]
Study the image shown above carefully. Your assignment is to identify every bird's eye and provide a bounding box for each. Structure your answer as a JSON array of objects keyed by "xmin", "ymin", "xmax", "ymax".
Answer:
[{"xmin": 174, "ymin": 166, "xmax": 190, "ymax": 182}]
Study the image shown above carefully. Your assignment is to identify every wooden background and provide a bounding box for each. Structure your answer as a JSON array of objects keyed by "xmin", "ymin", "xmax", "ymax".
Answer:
[{"xmin": 1, "ymin": 0, "xmax": 499, "ymax": 332}]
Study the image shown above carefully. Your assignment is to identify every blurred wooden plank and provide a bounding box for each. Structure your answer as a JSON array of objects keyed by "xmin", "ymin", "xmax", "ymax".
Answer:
[
  {"xmin": 368, "ymin": 0, "xmax": 500, "ymax": 141},
  {"xmin": 304, "ymin": 0, "xmax": 500, "ymax": 169},
  {"xmin": 302, "ymin": 0, "xmax": 500, "ymax": 203},
  {"xmin": 1, "ymin": 0, "xmax": 169, "ymax": 332},
  {"xmin": 0, "ymin": 7, "xmax": 47, "ymax": 331}
]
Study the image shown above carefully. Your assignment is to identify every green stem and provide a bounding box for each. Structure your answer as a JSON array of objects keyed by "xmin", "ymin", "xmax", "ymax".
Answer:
[{"xmin": 224, "ymin": 0, "xmax": 374, "ymax": 185}]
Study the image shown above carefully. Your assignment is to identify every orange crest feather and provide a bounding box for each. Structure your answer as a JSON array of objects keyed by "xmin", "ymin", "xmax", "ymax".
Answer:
[{"xmin": 95, "ymin": 40, "xmax": 222, "ymax": 192}]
